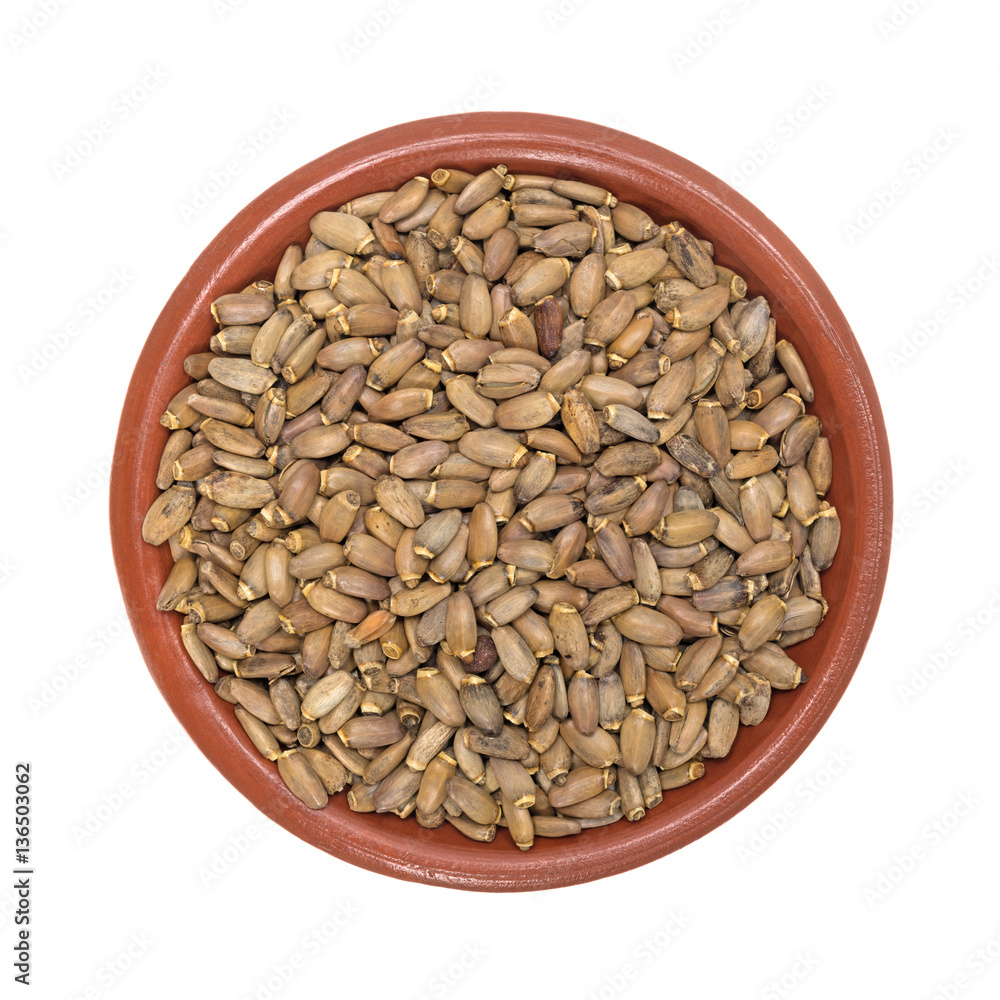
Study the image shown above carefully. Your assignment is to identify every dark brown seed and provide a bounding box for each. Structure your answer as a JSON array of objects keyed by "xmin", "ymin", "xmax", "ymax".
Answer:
[{"xmin": 533, "ymin": 296, "xmax": 564, "ymax": 359}]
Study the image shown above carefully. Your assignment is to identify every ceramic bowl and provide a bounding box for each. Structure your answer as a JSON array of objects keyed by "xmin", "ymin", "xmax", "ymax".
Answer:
[{"xmin": 110, "ymin": 112, "xmax": 892, "ymax": 891}]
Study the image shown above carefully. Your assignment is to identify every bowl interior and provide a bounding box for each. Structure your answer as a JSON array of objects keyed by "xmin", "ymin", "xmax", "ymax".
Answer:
[{"xmin": 110, "ymin": 112, "xmax": 891, "ymax": 891}]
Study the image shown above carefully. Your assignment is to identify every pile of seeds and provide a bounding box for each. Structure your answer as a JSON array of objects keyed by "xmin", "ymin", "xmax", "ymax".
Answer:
[{"xmin": 143, "ymin": 163, "xmax": 841, "ymax": 849}]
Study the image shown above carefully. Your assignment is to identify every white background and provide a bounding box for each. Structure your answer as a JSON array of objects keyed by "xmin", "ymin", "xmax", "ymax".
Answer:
[{"xmin": 5, "ymin": 0, "xmax": 999, "ymax": 997}]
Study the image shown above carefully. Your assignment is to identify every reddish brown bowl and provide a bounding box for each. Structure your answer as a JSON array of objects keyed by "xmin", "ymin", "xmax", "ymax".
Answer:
[{"xmin": 110, "ymin": 113, "xmax": 891, "ymax": 891}]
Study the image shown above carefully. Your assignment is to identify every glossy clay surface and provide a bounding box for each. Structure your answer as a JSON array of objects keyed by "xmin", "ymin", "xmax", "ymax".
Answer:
[{"xmin": 110, "ymin": 113, "xmax": 891, "ymax": 891}]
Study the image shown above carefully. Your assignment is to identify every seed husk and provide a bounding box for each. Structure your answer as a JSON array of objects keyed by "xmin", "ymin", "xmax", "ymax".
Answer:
[
  {"xmin": 585, "ymin": 476, "xmax": 646, "ymax": 516},
  {"xmin": 494, "ymin": 391, "xmax": 561, "ymax": 431},
  {"xmin": 143, "ymin": 483, "xmax": 198, "ymax": 546},
  {"xmin": 785, "ymin": 464, "xmax": 821, "ymax": 526},
  {"xmin": 511, "ymin": 257, "xmax": 572, "ymax": 308},
  {"xmin": 547, "ymin": 765, "xmax": 612, "ymax": 808},
  {"xmin": 338, "ymin": 712, "xmax": 407, "ymax": 750},
  {"xmin": 619, "ymin": 708, "xmax": 656, "ymax": 775},
  {"xmin": 736, "ymin": 539, "xmax": 794, "ymax": 576},
  {"xmin": 212, "ymin": 293, "xmax": 276, "ymax": 326},
  {"xmin": 664, "ymin": 222, "xmax": 717, "ymax": 288},
  {"xmin": 665, "ymin": 434, "xmax": 720, "ymax": 479},
  {"xmin": 310, "ymin": 211, "xmax": 374, "ymax": 255},
  {"xmin": 611, "ymin": 203, "xmax": 658, "ymax": 242},
  {"xmin": 663, "ymin": 285, "xmax": 729, "ymax": 331},
  {"xmin": 480, "ymin": 362, "xmax": 541, "ymax": 404},
  {"xmin": 566, "ymin": 669, "xmax": 598, "ymax": 735},
  {"xmin": 742, "ymin": 643, "xmax": 805, "ymax": 690},
  {"xmin": 491, "ymin": 624, "xmax": 539, "ymax": 684},
  {"xmin": 738, "ymin": 670, "xmax": 772, "ymax": 725},
  {"xmin": 779, "ymin": 413, "xmax": 822, "ymax": 469},
  {"xmin": 582, "ymin": 290, "xmax": 636, "ymax": 349},
  {"xmin": 529, "ymin": 815, "xmax": 581, "ymax": 838},
  {"xmin": 803, "ymin": 436, "xmax": 831, "ymax": 503},
  {"xmin": 465, "ymin": 724, "xmax": 531, "ymax": 761},
  {"xmin": 156, "ymin": 429, "xmax": 194, "ymax": 489},
  {"xmin": 456, "ymin": 675, "xmax": 503, "ymax": 736},
  {"xmin": 300, "ymin": 748, "xmax": 350, "ymax": 794},
  {"xmin": 580, "ymin": 585, "xmax": 639, "ymax": 628},
  {"xmin": 444, "ymin": 813, "xmax": 496, "ymax": 842},
  {"xmin": 389, "ymin": 580, "xmax": 452, "ymax": 617},
  {"xmin": 300, "ymin": 671, "xmax": 356, "ymax": 722},
  {"xmin": 657, "ymin": 509, "xmax": 719, "ymax": 548},
  {"xmin": 600, "ymin": 403, "xmax": 659, "ymax": 445},
  {"xmin": 407, "ymin": 508, "xmax": 458, "ymax": 560},
  {"xmin": 687, "ymin": 651, "xmax": 740, "ymax": 701},
  {"xmin": 372, "ymin": 474, "xmax": 425, "ymax": 528},
  {"xmin": 559, "ymin": 719, "xmax": 620, "ymax": 768},
  {"xmin": 738, "ymin": 594, "xmax": 788, "ymax": 653},
  {"xmin": 810, "ymin": 506, "xmax": 841, "ymax": 571},
  {"xmin": 235, "ymin": 706, "xmax": 282, "ymax": 760},
  {"xmin": 658, "ymin": 760, "xmax": 705, "ymax": 791},
  {"xmin": 451, "ymin": 164, "xmax": 508, "ymax": 215},
  {"xmin": 158, "ymin": 557, "xmax": 198, "ymax": 612},
  {"xmin": 447, "ymin": 773, "xmax": 501, "ymax": 825}
]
